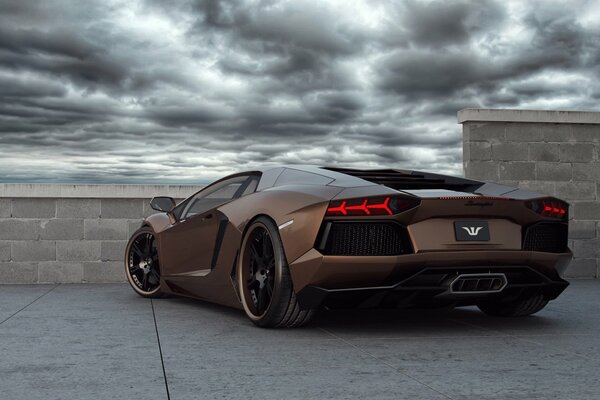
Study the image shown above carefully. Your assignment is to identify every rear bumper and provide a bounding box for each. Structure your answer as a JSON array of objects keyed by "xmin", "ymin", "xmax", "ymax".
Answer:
[{"xmin": 290, "ymin": 249, "xmax": 573, "ymax": 310}]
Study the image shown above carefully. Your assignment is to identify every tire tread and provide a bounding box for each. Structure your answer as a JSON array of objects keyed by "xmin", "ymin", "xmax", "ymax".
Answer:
[{"xmin": 240, "ymin": 216, "xmax": 316, "ymax": 328}]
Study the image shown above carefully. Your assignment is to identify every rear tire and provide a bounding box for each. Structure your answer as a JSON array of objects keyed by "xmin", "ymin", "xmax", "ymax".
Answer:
[
  {"xmin": 124, "ymin": 227, "xmax": 165, "ymax": 298},
  {"xmin": 238, "ymin": 216, "xmax": 316, "ymax": 328},
  {"xmin": 477, "ymin": 293, "xmax": 548, "ymax": 317}
]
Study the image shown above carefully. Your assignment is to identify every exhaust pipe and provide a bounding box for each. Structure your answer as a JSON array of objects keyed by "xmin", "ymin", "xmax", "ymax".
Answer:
[{"xmin": 449, "ymin": 273, "xmax": 507, "ymax": 294}]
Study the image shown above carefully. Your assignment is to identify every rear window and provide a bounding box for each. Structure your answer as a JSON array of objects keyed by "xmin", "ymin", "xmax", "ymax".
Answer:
[{"xmin": 274, "ymin": 168, "xmax": 334, "ymax": 186}]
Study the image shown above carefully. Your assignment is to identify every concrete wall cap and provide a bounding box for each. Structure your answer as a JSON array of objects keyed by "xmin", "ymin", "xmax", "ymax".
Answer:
[
  {"xmin": 458, "ymin": 108, "xmax": 600, "ymax": 125},
  {"xmin": 0, "ymin": 184, "xmax": 204, "ymax": 199}
]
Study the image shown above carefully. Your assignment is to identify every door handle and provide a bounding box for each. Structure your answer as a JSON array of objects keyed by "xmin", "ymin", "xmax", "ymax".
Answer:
[{"xmin": 203, "ymin": 213, "xmax": 213, "ymax": 220}]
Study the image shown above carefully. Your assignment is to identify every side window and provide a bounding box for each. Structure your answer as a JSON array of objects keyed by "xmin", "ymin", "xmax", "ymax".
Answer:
[
  {"xmin": 274, "ymin": 168, "xmax": 334, "ymax": 186},
  {"xmin": 181, "ymin": 176, "xmax": 249, "ymax": 219},
  {"xmin": 241, "ymin": 176, "xmax": 259, "ymax": 197}
]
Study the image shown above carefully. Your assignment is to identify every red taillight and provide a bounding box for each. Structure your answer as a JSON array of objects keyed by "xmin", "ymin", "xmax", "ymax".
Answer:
[
  {"xmin": 326, "ymin": 196, "xmax": 419, "ymax": 216},
  {"xmin": 526, "ymin": 198, "xmax": 568, "ymax": 220}
]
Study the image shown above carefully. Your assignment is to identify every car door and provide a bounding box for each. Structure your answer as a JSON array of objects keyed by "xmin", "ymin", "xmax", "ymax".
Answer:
[{"xmin": 159, "ymin": 175, "xmax": 254, "ymax": 277}]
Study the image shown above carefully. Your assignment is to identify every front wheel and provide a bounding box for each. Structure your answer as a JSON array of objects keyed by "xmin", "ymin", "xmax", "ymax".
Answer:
[
  {"xmin": 477, "ymin": 293, "xmax": 549, "ymax": 317},
  {"xmin": 238, "ymin": 216, "xmax": 316, "ymax": 328},
  {"xmin": 124, "ymin": 227, "xmax": 164, "ymax": 298}
]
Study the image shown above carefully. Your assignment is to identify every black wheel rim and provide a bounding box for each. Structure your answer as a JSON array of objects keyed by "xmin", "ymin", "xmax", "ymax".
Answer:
[
  {"xmin": 128, "ymin": 232, "xmax": 161, "ymax": 293},
  {"xmin": 244, "ymin": 226, "xmax": 275, "ymax": 316}
]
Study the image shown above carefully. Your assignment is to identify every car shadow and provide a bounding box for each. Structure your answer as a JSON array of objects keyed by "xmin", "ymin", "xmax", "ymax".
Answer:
[
  {"xmin": 311, "ymin": 306, "xmax": 562, "ymax": 336},
  {"xmin": 154, "ymin": 295, "xmax": 562, "ymax": 336}
]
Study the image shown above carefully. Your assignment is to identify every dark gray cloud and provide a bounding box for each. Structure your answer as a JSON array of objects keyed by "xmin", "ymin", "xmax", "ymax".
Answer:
[{"xmin": 0, "ymin": 0, "xmax": 598, "ymax": 183}]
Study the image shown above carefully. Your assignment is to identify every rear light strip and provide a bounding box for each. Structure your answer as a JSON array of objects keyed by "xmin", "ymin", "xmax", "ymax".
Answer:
[
  {"xmin": 326, "ymin": 196, "xmax": 420, "ymax": 216},
  {"xmin": 327, "ymin": 197, "xmax": 392, "ymax": 216},
  {"xmin": 526, "ymin": 198, "xmax": 569, "ymax": 220},
  {"xmin": 437, "ymin": 196, "xmax": 511, "ymax": 201}
]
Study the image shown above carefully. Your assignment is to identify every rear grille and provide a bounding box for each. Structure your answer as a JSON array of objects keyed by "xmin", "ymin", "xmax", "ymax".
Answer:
[
  {"xmin": 318, "ymin": 221, "xmax": 412, "ymax": 256},
  {"xmin": 523, "ymin": 223, "xmax": 568, "ymax": 253}
]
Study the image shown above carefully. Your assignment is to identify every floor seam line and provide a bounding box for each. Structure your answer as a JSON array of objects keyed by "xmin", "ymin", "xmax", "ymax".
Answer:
[
  {"xmin": 319, "ymin": 327, "xmax": 455, "ymax": 400},
  {"xmin": 0, "ymin": 284, "xmax": 60, "ymax": 326},
  {"xmin": 151, "ymin": 299, "xmax": 171, "ymax": 400}
]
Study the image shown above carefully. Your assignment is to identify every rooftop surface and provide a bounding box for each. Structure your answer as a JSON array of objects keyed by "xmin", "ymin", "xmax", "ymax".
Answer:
[{"xmin": 1, "ymin": 281, "xmax": 599, "ymax": 399}]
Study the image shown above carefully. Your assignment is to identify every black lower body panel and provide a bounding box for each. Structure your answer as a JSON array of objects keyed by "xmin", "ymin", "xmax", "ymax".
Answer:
[{"xmin": 296, "ymin": 265, "xmax": 569, "ymax": 310}]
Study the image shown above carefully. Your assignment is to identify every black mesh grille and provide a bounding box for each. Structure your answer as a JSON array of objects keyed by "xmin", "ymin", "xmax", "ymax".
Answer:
[
  {"xmin": 320, "ymin": 222, "xmax": 412, "ymax": 256},
  {"xmin": 523, "ymin": 223, "xmax": 568, "ymax": 253},
  {"xmin": 322, "ymin": 167, "xmax": 481, "ymax": 190}
]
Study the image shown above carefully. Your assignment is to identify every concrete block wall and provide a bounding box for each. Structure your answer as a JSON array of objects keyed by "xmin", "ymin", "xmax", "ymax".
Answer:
[
  {"xmin": 0, "ymin": 185, "xmax": 201, "ymax": 283},
  {"xmin": 460, "ymin": 109, "xmax": 600, "ymax": 278}
]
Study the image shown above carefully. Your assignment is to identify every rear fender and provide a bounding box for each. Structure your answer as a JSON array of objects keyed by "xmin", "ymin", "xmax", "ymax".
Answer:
[{"xmin": 218, "ymin": 185, "xmax": 343, "ymax": 263}]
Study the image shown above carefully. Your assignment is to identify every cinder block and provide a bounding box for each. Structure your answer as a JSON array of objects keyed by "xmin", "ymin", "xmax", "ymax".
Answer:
[
  {"xmin": 499, "ymin": 162, "xmax": 536, "ymax": 181},
  {"xmin": 492, "ymin": 143, "xmax": 529, "ymax": 161},
  {"xmin": 573, "ymin": 238, "xmax": 600, "ymax": 259},
  {"xmin": 506, "ymin": 123, "xmax": 545, "ymax": 142},
  {"xmin": 56, "ymin": 241, "xmax": 101, "ymax": 262},
  {"xmin": 11, "ymin": 198, "xmax": 56, "ymax": 218},
  {"xmin": 128, "ymin": 220, "xmax": 144, "ymax": 237},
  {"xmin": 572, "ymin": 163, "xmax": 600, "ymax": 181},
  {"xmin": 555, "ymin": 182, "xmax": 596, "ymax": 201},
  {"xmin": 573, "ymin": 202, "xmax": 600, "ymax": 220},
  {"xmin": 101, "ymin": 199, "xmax": 143, "ymax": 219},
  {"xmin": 536, "ymin": 162, "xmax": 572, "ymax": 181},
  {"xmin": 38, "ymin": 261, "xmax": 83, "ymax": 283},
  {"xmin": 57, "ymin": 199, "xmax": 101, "ymax": 218},
  {"xmin": 11, "ymin": 241, "xmax": 55, "ymax": 262},
  {"xmin": 38, "ymin": 262, "xmax": 84, "ymax": 283},
  {"xmin": 0, "ymin": 262, "xmax": 38, "ymax": 283},
  {"xmin": 101, "ymin": 241, "xmax": 127, "ymax": 261},
  {"xmin": 571, "ymin": 125, "xmax": 600, "ymax": 142},
  {"xmin": 84, "ymin": 219, "xmax": 128, "ymax": 240},
  {"xmin": 464, "ymin": 141, "xmax": 491, "ymax": 161},
  {"xmin": 517, "ymin": 181, "xmax": 555, "ymax": 196},
  {"xmin": 83, "ymin": 261, "xmax": 126, "ymax": 283},
  {"xmin": 465, "ymin": 122, "xmax": 506, "ymax": 142},
  {"xmin": 569, "ymin": 220, "xmax": 597, "ymax": 240},
  {"xmin": 0, "ymin": 241, "xmax": 10, "ymax": 261},
  {"xmin": 0, "ymin": 199, "xmax": 10, "ymax": 218},
  {"xmin": 529, "ymin": 143, "xmax": 559, "ymax": 162},
  {"xmin": 464, "ymin": 161, "xmax": 498, "ymax": 181},
  {"xmin": 559, "ymin": 144, "xmax": 594, "ymax": 162},
  {"xmin": 542, "ymin": 123, "xmax": 571, "ymax": 141},
  {"xmin": 564, "ymin": 259, "xmax": 597, "ymax": 278},
  {"xmin": 0, "ymin": 220, "xmax": 41, "ymax": 240},
  {"xmin": 40, "ymin": 219, "xmax": 84, "ymax": 240},
  {"xmin": 143, "ymin": 200, "xmax": 161, "ymax": 218}
]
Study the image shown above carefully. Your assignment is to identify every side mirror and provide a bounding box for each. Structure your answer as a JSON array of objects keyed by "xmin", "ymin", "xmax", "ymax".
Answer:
[{"xmin": 150, "ymin": 196, "xmax": 176, "ymax": 213}]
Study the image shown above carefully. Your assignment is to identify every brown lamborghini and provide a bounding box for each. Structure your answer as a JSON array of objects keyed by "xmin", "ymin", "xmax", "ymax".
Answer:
[{"xmin": 124, "ymin": 166, "xmax": 572, "ymax": 328}]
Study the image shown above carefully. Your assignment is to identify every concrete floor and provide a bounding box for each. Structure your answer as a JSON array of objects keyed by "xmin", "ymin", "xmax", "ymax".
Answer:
[{"xmin": 0, "ymin": 281, "xmax": 599, "ymax": 400}]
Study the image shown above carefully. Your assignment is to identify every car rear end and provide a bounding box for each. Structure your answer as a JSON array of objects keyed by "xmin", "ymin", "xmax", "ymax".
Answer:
[{"xmin": 291, "ymin": 186, "xmax": 572, "ymax": 310}]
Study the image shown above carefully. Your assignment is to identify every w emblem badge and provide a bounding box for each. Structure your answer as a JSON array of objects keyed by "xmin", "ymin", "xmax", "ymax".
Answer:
[
  {"xmin": 454, "ymin": 221, "xmax": 490, "ymax": 241},
  {"xmin": 462, "ymin": 226, "xmax": 483, "ymax": 236}
]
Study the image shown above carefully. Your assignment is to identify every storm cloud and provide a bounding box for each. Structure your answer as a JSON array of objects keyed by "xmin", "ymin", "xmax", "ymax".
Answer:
[{"xmin": 0, "ymin": 0, "xmax": 599, "ymax": 183}]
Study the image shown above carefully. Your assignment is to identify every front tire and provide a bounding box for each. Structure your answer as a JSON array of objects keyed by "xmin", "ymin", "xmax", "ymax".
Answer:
[
  {"xmin": 124, "ymin": 227, "xmax": 164, "ymax": 298},
  {"xmin": 477, "ymin": 293, "xmax": 549, "ymax": 317},
  {"xmin": 238, "ymin": 216, "xmax": 316, "ymax": 328}
]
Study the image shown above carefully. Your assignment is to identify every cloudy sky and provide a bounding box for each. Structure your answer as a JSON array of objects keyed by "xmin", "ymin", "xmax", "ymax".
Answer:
[{"xmin": 1, "ymin": 0, "xmax": 599, "ymax": 183}]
